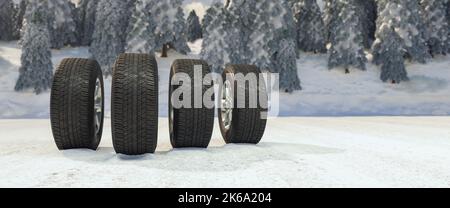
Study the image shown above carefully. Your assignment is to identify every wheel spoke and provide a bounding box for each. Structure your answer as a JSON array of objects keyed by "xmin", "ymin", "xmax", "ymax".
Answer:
[{"xmin": 94, "ymin": 79, "xmax": 103, "ymax": 135}]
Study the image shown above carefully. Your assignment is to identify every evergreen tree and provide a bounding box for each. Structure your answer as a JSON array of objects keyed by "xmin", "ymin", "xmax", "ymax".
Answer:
[
  {"xmin": 78, "ymin": 0, "xmax": 99, "ymax": 46},
  {"xmin": 447, "ymin": 0, "xmax": 450, "ymax": 53},
  {"xmin": 124, "ymin": 0, "xmax": 137, "ymax": 32},
  {"xmin": 201, "ymin": 0, "xmax": 301, "ymax": 92},
  {"xmin": 402, "ymin": 0, "xmax": 431, "ymax": 63},
  {"xmin": 372, "ymin": 0, "xmax": 409, "ymax": 83},
  {"xmin": 328, "ymin": 0, "xmax": 367, "ymax": 72},
  {"xmin": 420, "ymin": 0, "xmax": 449, "ymax": 56},
  {"xmin": 224, "ymin": 0, "xmax": 254, "ymax": 65},
  {"xmin": 292, "ymin": 0, "xmax": 327, "ymax": 53},
  {"xmin": 355, "ymin": 0, "xmax": 377, "ymax": 48},
  {"xmin": 69, "ymin": 1, "xmax": 81, "ymax": 46},
  {"xmin": 160, "ymin": 0, "xmax": 190, "ymax": 57},
  {"xmin": 0, "ymin": 0, "xmax": 17, "ymax": 41},
  {"xmin": 126, "ymin": 0, "xmax": 158, "ymax": 53},
  {"xmin": 23, "ymin": 0, "xmax": 77, "ymax": 49},
  {"xmin": 46, "ymin": 0, "xmax": 77, "ymax": 48},
  {"xmin": 323, "ymin": 0, "xmax": 338, "ymax": 43},
  {"xmin": 126, "ymin": 0, "xmax": 190, "ymax": 57},
  {"xmin": 272, "ymin": 38, "xmax": 301, "ymax": 92},
  {"xmin": 186, "ymin": 10, "xmax": 202, "ymax": 42},
  {"xmin": 90, "ymin": 0, "xmax": 129, "ymax": 76},
  {"xmin": 15, "ymin": 2, "xmax": 53, "ymax": 94},
  {"xmin": 15, "ymin": 0, "xmax": 28, "ymax": 39},
  {"xmin": 376, "ymin": 26, "xmax": 409, "ymax": 84},
  {"xmin": 248, "ymin": 0, "xmax": 301, "ymax": 92},
  {"xmin": 200, "ymin": 2, "xmax": 231, "ymax": 72}
]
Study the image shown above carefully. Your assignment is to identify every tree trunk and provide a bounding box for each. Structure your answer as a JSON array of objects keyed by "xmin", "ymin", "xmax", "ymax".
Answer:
[{"xmin": 161, "ymin": 44, "xmax": 168, "ymax": 58}]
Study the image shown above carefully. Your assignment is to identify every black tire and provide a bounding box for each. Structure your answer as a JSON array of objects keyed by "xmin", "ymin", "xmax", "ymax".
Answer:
[
  {"xmin": 218, "ymin": 64, "xmax": 268, "ymax": 144},
  {"xmin": 169, "ymin": 59, "xmax": 215, "ymax": 148},
  {"xmin": 111, "ymin": 53, "xmax": 159, "ymax": 155},
  {"xmin": 50, "ymin": 58, "xmax": 105, "ymax": 150}
]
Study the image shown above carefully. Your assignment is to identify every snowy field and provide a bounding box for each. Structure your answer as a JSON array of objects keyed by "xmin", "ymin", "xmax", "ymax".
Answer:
[
  {"xmin": 1, "ymin": 40, "xmax": 450, "ymax": 118},
  {"xmin": 0, "ymin": 117, "xmax": 449, "ymax": 188}
]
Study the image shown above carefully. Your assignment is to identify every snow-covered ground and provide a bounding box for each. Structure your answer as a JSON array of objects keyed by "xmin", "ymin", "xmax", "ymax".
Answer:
[
  {"xmin": 0, "ymin": 117, "xmax": 449, "ymax": 188},
  {"xmin": 1, "ymin": 40, "xmax": 450, "ymax": 118}
]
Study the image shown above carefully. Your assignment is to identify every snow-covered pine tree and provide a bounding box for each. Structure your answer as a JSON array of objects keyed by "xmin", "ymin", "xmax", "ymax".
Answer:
[
  {"xmin": 447, "ymin": 0, "xmax": 450, "ymax": 53},
  {"xmin": 168, "ymin": 1, "xmax": 190, "ymax": 56},
  {"xmin": 447, "ymin": 1, "xmax": 450, "ymax": 23},
  {"xmin": 23, "ymin": 0, "xmax": 78, "ymax": 49},
  {"xmin": 200, "ymin": 2, "xmax": 231, "ymax": 72},
  {"xmin": 201, "ymin": 0, "xmax": 301, "ymax": 92},
  {"xmin": 69, "ymin": 1, "xmax": 81, "ymax": 46},
  {"xmin": 78, "ymin": 0, "xmax": 99, "ymax": 46},
  {"xmin": 186, "ymin": 10, "xmax": 202, "ymax": 42},
  {"xmin": 420, "ymin": 0, "xmax": 449, "ymax": 56},
  {"xmin": 126, "ymin": 0, "xmax": 158, "ymax": 53},
  {"xmin": 249, "ymin": 0, "xmax": 301, "ymax": 92},
  {"xmin": 45, "ymin": 0, "xmax": 77, "ymax": 49},
  {"xmin": 124, "ymin": 0, "xmax": 137, "ymax": 32},
  {"xmin": 90, "ymin": 0, "xmax": 129, "ymax": 76},
  {"xmin": 378, "ymin": 27, "xmax": 409, "ymax": 84},
  {"xmin": 15, "ymin": 2, "xmax": 53, "ymax": 94},
  {"xmin": 372, "ymin": 0, "xmax": 409, "ymax": 83},
  {"xmin": 355, "ymin": 0, "xmax": 377, "ymax": 48},
  {"xmin": 292, "ymin": 0, "xmax": 327, "ymax": 53},
  {"xmin": 402, "ymin": 0, "xmax": 431, "ymax": 63},
  {"xmin": 323, "ymin": 0, "xmax": 338, "ymax": 43},
  {"xmin": 126, "ymin": 0, "xmax": 190, "ymax": 57},
  {"xmin": 0, "ymin": 0, "xmax": 17, "ymax": 41},
  {"xmin": 271, "ymin": 38, "xmax": 301, "ymax": 92},
  {"xmin": 224, "ymin": 0, "xmax": 254, "ymax": 65},
  {"xmin": 328, "ymin": 0, "xmax": 367, "ymax": 72},
  {"xmin": 15, "ymin": 0, "xmax": 28, "ymax": 39}
]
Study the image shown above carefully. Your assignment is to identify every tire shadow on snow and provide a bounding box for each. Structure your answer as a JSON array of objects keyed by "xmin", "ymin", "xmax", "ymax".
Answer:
[{"xmin": 60, "ymin": 142, "xmax": 344, "ymax": 172}]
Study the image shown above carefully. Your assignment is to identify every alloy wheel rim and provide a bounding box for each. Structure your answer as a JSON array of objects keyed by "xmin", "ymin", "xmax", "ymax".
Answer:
[
  {"xmin": 94, "ymin": 79, "xmax": 103, "ymax": 135},
  {"xmin": 221, "ymin": 80, "xmax": 233, "ymax": 130}
]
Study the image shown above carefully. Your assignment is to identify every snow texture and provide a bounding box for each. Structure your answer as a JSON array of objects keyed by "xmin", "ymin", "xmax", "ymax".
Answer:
[{"xmin": 0, "ymin": 117, "xmax": 449, "ymax": 187}]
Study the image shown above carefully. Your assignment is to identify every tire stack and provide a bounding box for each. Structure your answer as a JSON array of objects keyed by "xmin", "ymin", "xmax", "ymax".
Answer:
[{"xmin": 50, "ymin": 54, "xmax": 268, "ymax": 156}]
